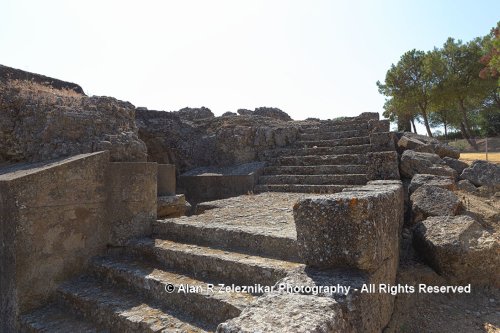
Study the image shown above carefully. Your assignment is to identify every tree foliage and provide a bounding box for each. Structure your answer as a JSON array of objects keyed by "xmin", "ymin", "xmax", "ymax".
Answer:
[{"xmin": 377, "ymin": 22, "xmax": 500, "ymax": 147}]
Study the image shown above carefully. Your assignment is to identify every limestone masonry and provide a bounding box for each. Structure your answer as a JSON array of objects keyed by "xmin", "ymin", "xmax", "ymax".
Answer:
[{"xmin": 1, "ymin": 65, "xmax": 499, "ymax": 333}]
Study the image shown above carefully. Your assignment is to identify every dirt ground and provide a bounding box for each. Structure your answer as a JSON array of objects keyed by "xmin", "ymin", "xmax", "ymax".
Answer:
[
  {"xmin": 461, "ymin": 153, "xmax": 500, "ymax": 164},
  {"xmin": 385, "ymin": 190, "xmax": 500, "ymax": 333}
]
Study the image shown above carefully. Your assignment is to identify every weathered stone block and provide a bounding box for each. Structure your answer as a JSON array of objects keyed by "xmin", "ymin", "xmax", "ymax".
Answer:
[
  {"xmin": 397, "ymin": 136, "xmax": 426, "ymax": 151},
  {"xmin": 158, "ymin": 164, "xmax": 176, "ymax": 196},
  {"xmin": 460, "ymin": 160, "xmax": 500, "ymax": 187},
  {"xmin": 443, "ymin": 157, "xmax": 469, "ymax": 175},
  {"xmin": 408, "ymin": 174, "xmax": 456, "ymax": 194},
  {"xmin": 433, "ymin": 144, "xmax": 460, "ymax": 159},
  {"xmin": 293, "ymin": 182, "xmax": 403, "ymax": 273},
  {"xmin": 400, "ymin": 150, "xmax": 457, "ymax": 179},
  {"xmin": 106, "ymin": 162, "xmax": 157, "ymax": 245},
  {"xmin": 370, "ymin": 132, "xmax": 395, "ymax": 151},
  {"xmin": 157, "ymin": 194, "xmax": 190, "ymax": 218},
  {"xmin": 457, "ymin": 179, "xmax": 478, "ymax": 193},
  {"xmin": 414, "ymin": 216, "xmax": 500, "ymax": 286},
  {"xmin": 368, "ymin": 119, "xmax": 390, "ymax": 132},
  {"xmin": 366, "ymin": 151, "xmax": 400, "ymax": 180},
  {"xmin": 410, "ymin": 186, "xmax": 462, "ymax": 224}
]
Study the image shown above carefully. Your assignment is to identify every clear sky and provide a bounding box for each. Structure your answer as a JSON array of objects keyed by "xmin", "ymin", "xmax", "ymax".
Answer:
[{"xmin": 1, "ymin": 0, "xmax": 499, "ymax": 121}]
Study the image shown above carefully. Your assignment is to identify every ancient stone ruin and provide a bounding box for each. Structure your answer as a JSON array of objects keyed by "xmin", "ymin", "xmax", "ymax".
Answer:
[{"xmin": 1, "ymin": 65, "xmax": 499, "ymax": 333}]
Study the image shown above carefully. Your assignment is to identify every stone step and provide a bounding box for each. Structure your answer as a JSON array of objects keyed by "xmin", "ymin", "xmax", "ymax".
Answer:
[
  {"xmin": 254, "ymin": 184, "xmax": 356, "ymax": 194},
  {"xmin": 152, "ymin": 219, "xmax": 299, "ymax": 262},
  {"xmin": 272, "ymin": 154, "xmax": 367, "ymax": 166},
  {"xmin": 127, "ymin": 238, "xmax": 303, "ymax": 287},
  {"xmin": 90, "ymin": 256, "xmax": 254, "ymax": 326},
  {"xmin": 57, "ymin": 276, "xmax": 210, "ymax": 333},
  {"xmin": 258, "ymin": 174, "xmax": 367, "ymax": 185},
  {"xmin": 293, "ymin": 136, "xmax": 370, "ymax": 148},
  {"xmin": 263, "ymin": 164, "xmax": 367, "ymax": 175},
  {"xmin": 299, "ymin": 129, "xmax": 367, "ymax": 141},
  {"xmin": 19, "ymin": 304, "xmax": 104, "ymax": 333},
  {"xmin": 299, "ymin": 120, "xmax": 369, "ymax": 133},
  {"xmin": 261, "ymin": 144, "xmax": 372, "ymax": 158}
]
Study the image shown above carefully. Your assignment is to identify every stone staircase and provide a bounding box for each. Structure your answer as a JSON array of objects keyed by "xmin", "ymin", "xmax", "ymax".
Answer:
[
  {"xmin": 19, "ymin": 217, "xmax": 303, "ymax": 332},
  {"xmin": 256, "ymin": 116, "xmax": 383, "ymax": 194}
]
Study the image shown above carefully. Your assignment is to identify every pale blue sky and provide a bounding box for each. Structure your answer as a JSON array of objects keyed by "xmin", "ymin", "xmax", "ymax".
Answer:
[{"xmin": 1, "ymin": 0, "xmax": 499, "ymax": 122}]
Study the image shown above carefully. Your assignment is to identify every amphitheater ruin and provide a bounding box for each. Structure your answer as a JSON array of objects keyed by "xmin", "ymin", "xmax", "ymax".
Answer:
[{"xmin": 0, "ymin": 65, "xmax": 499, "ymax": 333}]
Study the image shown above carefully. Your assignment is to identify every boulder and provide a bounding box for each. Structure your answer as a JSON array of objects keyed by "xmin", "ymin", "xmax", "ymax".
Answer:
[
  {"xmin": 408, "ymin": 174, "xmax": 456, "ymax": 194},
  {"xmin": 157, "ymin": 195, "xmax": 191, "ymax": 218},
  {"xmin": 397, "ymin": 136, "xmax": 426, "ymax": 151},
  {"xmin": 457, "ymin": 179, "xmax": 478, "ymax": 193},
  {"xmin": 443, "ymin": 157, "xmax": 469, "ymax": 175},
  {"xmin": 221, "ymin": 111, "xmax": 237, "ymax": 117},
  {"xmin": 433, "ymin": 144, "xmax": 460, "ymax": 159},
  {"xmin": 400, "ymin": 150, "xmax": 457, "ymax": 179},
  {"xmin": 413, "ymin": 144, "xmax": 436, "ymax": 154},
  {"xmin": 410, "ymin": 186, "xmax": 463, "ymax": 224},
  {"xmin": 460, "ymin": 160, "xmax": 500, "ymax": 187},
  {"xmin": 413, "ymin": 216, "xmax": 500, "ymax": 286}
]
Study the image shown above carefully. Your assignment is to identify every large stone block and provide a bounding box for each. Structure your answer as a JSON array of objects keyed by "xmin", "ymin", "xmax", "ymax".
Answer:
[
  {"xmin": 460, "ymin": 160, "xmax": 500, "ymax": 187},
  {"xmin": 414, "ymin": 216, "xmax": 500, "ymax": 286},
  {"xmin": 157, "ymin": 194, "xmax": 190, "ymax": 218},
  {"xmin": 370, "ymin": 132, "xmax": 395, "ymax": 151},
  {"xmin": 410, "ymin": 186, "xmax": 462, "ymax": 224},
  {"xmin": 366, "ymin": 151, "xmax": 400, "ymax": 180},
  {"xmin": 106, "ymin": 162, "xmax": 157, "ymax": 245},
  {"xmin": 157, "ymin": 164, "xmax": 176, "ymax": 196},
  {"xmin": 408, "ymin": 174, "xmax": 456, "ymax": 194},
  {"xmin": 0, "ymin": 152, "xmax": 157, "ymax": 332},
  {"xmin": 0, "ymin": 152, "xmax": 110, "ymax": 332},
  {"xmin": 293, "ymin": 182, "xmax": 403, "ymax": 273},
  {"xmin": 443, "ymin": 157, "xmax": 469, "ymax": 175},
  {"xmin": 400, "ymin": 150, "xmax": 457, "ymax": 179}
]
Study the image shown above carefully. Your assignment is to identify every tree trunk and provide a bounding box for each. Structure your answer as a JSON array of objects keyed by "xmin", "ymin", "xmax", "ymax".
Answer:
[
  {"xmin": 459, "ymin": 99, "xmax": 478, "ymax": 151},
  {"xmin": 444, "ymin": 122, "xmax": 448, "ymax": 142},
  {"xmin": 397, "ymin": 114, "xmax": 412, "ymax": 132},
  {"xmin": 418, "ymin": 104, "xmax": 433, "ymax": 137},
  {"xmin": 411, "ymin": 119, "xmax": 417, "ymax": 134}
]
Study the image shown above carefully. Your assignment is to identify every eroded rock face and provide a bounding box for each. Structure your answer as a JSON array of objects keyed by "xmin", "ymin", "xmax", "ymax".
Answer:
[
  {"xmin": 136, "ymin": 109, "xmax": 299, "ymax": 173},
  {"xmin": 413, "ymin": 216, "xmax": 500, "ymax": 286},
  {"xmin": 460, "ymin": 160, "xmax": 500, "ymax": 187},
  {"xmin": 236, "ymin": 107, "xmax": 292, "ymax": 121},
  {"xmin": 0, "ymin": 73, "xmax": 147, "ymax": 163},
  {"xmin": 409, "ymin": 174, "xmax": 456, "ymax": 194},
  {"xmin": 177, "ymin": 107, "xmax": 214, "ymax": 121},
  {"xmin": 400, "ymin": 150, "xmax": 456, "ymax": 179},
  {"xmin": 410, "ymin": 186, "xmax": 462, "ymax": 224}
]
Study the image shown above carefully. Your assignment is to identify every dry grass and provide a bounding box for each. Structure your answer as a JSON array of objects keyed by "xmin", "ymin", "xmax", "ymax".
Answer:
[{"xmin": 460, "ymin": 152, "xmax": 500, "ymax": 164}]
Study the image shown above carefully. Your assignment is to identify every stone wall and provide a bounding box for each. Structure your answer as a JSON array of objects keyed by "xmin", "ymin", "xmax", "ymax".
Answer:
[
  {"xmin": 135, "ymin": 109, "xmax": 299, "ymax": 174},
  {"xmin": 179, "ymin": 162, "xmax": 265, "ymax": 204},
  {"xmin": 0, "ymin": 151, "xmax": 157, "ymax": 332}
]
